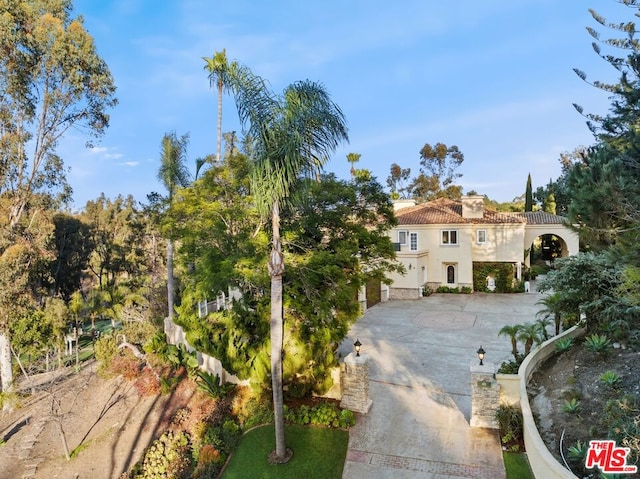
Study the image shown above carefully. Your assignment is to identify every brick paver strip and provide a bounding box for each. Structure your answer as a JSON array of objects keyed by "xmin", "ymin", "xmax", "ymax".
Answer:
[{"xmin": 347, "ymin": 449, "xmax": 505, "ymax": 479}]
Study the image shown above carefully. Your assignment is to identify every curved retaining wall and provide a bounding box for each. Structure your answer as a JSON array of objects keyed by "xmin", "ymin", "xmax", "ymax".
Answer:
[{"xmin": 519, "ymin": 326, "xmax": 585, "ymax": 479}]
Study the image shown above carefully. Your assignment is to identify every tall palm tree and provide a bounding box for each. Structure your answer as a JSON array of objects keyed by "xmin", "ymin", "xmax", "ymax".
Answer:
[
  {"xmin": 157, "ymin": 132, "xmax": 191, "ymax": 326},
  {"xmin": 203, "ymin": 49, "xmax": 238, "ymax": 164},
  {"xmin": 233, "ymin": 74, "xmax": 348, "ymax": 462}
]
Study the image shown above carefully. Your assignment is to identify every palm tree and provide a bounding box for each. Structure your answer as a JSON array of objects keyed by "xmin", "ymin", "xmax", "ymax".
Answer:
[
  {"xmin": 233, "ymin": 74, "xmax": 348, "ymax": 462},
  {"xmin": 536, "ymin": 292, "xmax": 563, "ymax": 336},
  {"xmin": 498, "ymin": 324, "xmax": 522, "ymax": 361},
  {"xmin": 517, "ymin": 322, "xmax": 543, "ymax": 356},
  {"xmin": 535, "ymin": 317, "xmax": 553, "ymax": 342},
  {"xmin": 157, "ymin": 132, "xmax": 191, "ymax": 327},
  {"xmin": 203, "ymin": 49, "xmax": 238, "ymax": 164},
  {"xmin": 347, "ymin": 152, "xmax": 361, "ymax": 177}
]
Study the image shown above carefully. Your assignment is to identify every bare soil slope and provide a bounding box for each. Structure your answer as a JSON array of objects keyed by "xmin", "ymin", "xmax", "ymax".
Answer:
[
  {"xmin": 0, "ymin": 361, "xmax": 196, "ymax": 479},
  {"xmin": 528, "ymin": 343, "xmax": 640, "ymax": 478}
]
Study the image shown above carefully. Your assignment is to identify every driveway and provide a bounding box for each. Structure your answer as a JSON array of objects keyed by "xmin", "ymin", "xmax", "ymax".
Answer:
[{"xmin": 338, "ymin": 291, "xmax": 543, "ymax": 479}]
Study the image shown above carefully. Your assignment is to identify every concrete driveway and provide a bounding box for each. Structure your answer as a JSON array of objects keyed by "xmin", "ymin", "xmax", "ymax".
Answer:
[{"xmin": 338, "ymin": 291, "xmax": 543, "ymax": 479}]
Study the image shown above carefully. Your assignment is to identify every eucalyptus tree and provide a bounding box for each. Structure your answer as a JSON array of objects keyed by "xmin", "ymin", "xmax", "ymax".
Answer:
[
  {"xmin": 386, "ymin": 163, "xmax": 412, "ymax": 199},
  {"xmin": 157, "ymin": 132, "xmax": 191, "ymax": 326},
  {"xmin": 0, "ymin": 0, "xmax": 117, "ymax": 394},
  {"xmin": 233, "ymin": 73, "xmax": 348, "ymax": 462},
  {"xmin": 203, "ymin": 49, "xmax": 239, "ymax": 164},
  {"xmin": 409, "ymin": 142, "xmax": 464, "ymax": 201}
]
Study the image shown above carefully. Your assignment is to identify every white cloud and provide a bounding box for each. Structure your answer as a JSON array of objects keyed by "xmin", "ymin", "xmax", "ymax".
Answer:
[{"xmin": 89, "ymin": 146, "xmax": 108, "ymax": 154}]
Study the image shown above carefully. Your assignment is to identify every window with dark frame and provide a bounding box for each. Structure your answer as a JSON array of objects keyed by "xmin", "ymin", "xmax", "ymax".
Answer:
[{"xmin": 410, "ymin": 232, "xmax": 418, "ymax": 251}]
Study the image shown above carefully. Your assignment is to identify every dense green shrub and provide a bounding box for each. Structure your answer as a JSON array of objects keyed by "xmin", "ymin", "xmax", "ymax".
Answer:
[
  {"xmin": 472, "ymin": 262, "xmax": 520, "ymax": 293},
  {"xmin": 284, "ymin": 401, "xmax": 355, "ymax": 428},
  {"xmin": 495, "ymin": 404, "xmax": 523, "ymax": 452},
  {"xmin": 94, "ymin": 334, "xmax": 117, "ymax": 374},
  {"xmin": 497, "ymin": 359, "xmax": 520, "ymax": 374},
  {"xmin": 434, "ymin": 286, "xmax": 471, "ymax": 294}
]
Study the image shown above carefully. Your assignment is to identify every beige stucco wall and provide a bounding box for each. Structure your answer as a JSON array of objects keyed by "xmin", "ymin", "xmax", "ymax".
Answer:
[
  {"xmin": 524, "ymin": 224, "xmax": 580, "ymax": 263},
  {"xmin": 389, "ymin": 217, "xmax": 578, "ymax": 293},
  {"xmin": 390, "ymin": 223, "xmax": 525, "ymax": 289},
  {"xmin": 471, "ymin": 224, "xmax": 524, "ymax": 262}
]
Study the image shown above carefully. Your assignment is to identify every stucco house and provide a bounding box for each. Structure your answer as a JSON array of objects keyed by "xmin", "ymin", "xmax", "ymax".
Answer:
[{"xmin": 387, "ymin": 195, "xmax": 579, "ymax": 299}]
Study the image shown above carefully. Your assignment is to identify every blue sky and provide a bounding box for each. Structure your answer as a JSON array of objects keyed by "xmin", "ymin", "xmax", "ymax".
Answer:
[{"xmin": 63, "ymin": 0, "xmax": 627, "ymax": 209}]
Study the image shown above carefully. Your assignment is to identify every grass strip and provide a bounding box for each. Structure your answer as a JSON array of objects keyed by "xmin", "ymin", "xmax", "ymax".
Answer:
[
  {"xmin": 503, "ymin": 452, "xmax": 534, "ymax": 479},
  {"xmin": 222, "ymin": 424, "xmax": 348, "ymax": 479}
]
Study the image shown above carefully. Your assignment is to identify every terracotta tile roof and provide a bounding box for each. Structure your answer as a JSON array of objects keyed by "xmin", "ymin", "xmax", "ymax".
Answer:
[
  {"xmin": 395, "ymin": 198, "xmax": 572, "ymax": 226},
  {"xmin": 505, "ymin": 211, "xmax": 570, "ymax": 225},
  {"xmin": 396, "ymin": 198, "xmax": 524, "ymax": 225}
]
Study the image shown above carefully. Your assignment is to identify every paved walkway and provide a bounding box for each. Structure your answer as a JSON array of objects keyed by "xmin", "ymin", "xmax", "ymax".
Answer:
[{"xmin": 338, "ymin": 291, "xmax": 543, "ymax": 479}]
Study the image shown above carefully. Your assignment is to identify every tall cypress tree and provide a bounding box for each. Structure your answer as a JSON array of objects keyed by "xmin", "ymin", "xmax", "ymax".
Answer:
[{"xmin": 525, "ymin": 173, "xmax": 533, "ymax": 212}]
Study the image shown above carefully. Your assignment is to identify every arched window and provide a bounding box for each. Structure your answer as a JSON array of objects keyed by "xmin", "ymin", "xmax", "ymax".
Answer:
[{"xmin": 447, "ymin": 265, "xmax": 455, "ymax": 284}]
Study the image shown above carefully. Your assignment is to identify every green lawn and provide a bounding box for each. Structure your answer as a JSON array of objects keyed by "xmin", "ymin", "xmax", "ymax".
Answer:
[
  {"xmin": 221, "ymin": 424, "xmax": 349, "ymax": 479},
  {"xmin": 503, "ymin": 452, "xmax": 534, "ymax": 479}
]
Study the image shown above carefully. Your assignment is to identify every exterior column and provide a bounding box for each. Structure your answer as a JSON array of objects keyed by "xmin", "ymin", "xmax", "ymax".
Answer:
[
  {"xmin": 340, "ymin": 352, "xmax": 372, "ymax": 414},
  {"xmin": 470, "ymin": 361, "xmax": 499, "ymax": 428}
]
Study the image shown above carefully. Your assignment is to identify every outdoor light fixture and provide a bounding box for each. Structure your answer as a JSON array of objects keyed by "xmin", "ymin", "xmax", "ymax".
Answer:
[
  {"xmin": 354, "ymin": 339, "xmax": 362, "ymax": 357},
  {"xmin": 477, "ymin": 345, "xmax": 486, "ymax": 366}
]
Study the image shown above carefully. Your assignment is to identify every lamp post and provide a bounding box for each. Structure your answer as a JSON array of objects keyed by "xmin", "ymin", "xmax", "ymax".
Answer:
[
  {"xmin": 354, "ymin": 339, "xmax": 362, "ymax": 357},
  {"xmin": 477, "ymin": 345, "xmax": 485, "ymax": 366}
]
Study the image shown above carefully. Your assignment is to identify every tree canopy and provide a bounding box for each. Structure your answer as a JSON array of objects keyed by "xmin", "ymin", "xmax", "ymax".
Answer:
[{"xmin": 0, "ymin": 0, "xmax": 117, "ymax": 393}]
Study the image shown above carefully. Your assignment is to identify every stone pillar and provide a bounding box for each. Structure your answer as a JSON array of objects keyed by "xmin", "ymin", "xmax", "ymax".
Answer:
[
  {"xmin": 340, "ymin": 352, "xmax": 372, "ymax": 414},
  {"xmin": 470, "ymin": 361, "xmax": 499, "ymax": 428}
]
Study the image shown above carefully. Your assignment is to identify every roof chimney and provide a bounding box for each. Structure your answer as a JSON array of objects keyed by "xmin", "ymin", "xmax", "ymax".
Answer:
[
  {"xmin": 393, "ymin": 198, "xmax": 416, "ymax": 211},
  {"xmin": 461, "ymin": 195, "xmax": 484, "ymax": 219}
]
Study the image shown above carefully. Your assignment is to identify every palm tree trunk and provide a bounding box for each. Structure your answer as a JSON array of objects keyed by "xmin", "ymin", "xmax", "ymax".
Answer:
[
  {"xmin": 217, "ymin": 80, "xmax": 223, "ymax": 163},
  {"xmin": 269, "ymin": 202, "xmax": 288, "ymax": 462},
  {"xmin": 167, "ymin": 239, "xmax": 175, "ymax": 321}
]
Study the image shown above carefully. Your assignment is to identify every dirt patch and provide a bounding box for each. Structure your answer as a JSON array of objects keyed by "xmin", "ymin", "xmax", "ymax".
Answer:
[
  {"xmin": 0, "ymin": 361, "xmax": 204, "ymax": 479},
  {"xmin": 528, "ymin": 342, "xmax": 640, "ymax": 477}
]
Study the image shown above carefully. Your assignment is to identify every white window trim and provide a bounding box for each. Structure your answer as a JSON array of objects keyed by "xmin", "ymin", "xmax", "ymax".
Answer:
[
  {"xmin": 476, "ymin": 229, "xmax": 487, "ymax": 245},
  {"xmin": 440, "ymin": 229, "xmax": 459, "ymax": 245}
]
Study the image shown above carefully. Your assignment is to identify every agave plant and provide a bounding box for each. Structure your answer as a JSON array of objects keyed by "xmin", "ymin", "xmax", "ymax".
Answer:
[
  {"xmin": 584, "ymin": 333, "xmax": 611, "ymax": 354},
  {"xmin": 562, "ymin": 398, "xmax": 581, "ymax": 414},
  {"xmin": 599, "ymin": 370, "xmax": 621, "ymax": 388},
  {"xmin": 554, "ymin": 337, "xmax": 574, "ymax": 353}
]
